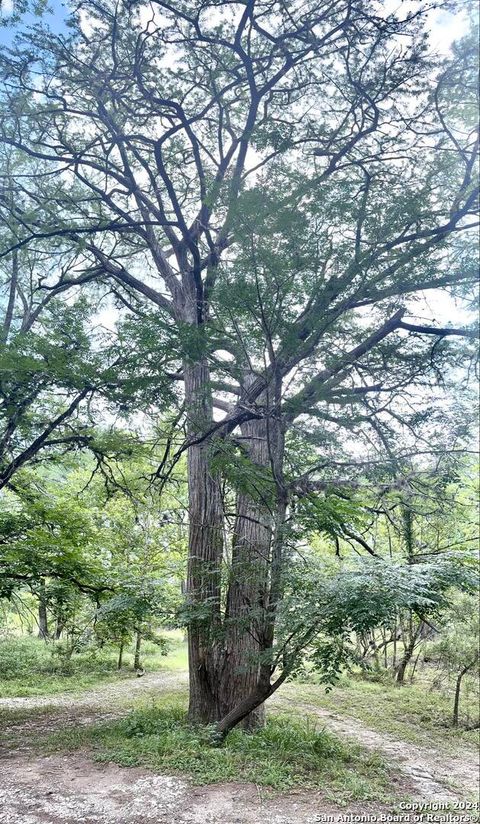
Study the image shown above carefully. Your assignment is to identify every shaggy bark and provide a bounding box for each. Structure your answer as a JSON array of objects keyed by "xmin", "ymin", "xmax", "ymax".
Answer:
[
  {"xmin": 215, "ymin": 379, "xmax": 288, "ymax": 737},
  {"xmin": 221, "ymin": 409, "xmax": 271, "ymax": 729},
  {"xmin": 184, "ymin": 359, "xmax": 224, "ymax": 723}
]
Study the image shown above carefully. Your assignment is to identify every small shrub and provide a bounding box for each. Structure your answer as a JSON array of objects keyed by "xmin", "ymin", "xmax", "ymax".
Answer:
[
  {"xmin": 312, "ymin": 728, "xmax": 349, "ymax": 760},
  {"xmin": 121, "ymin": 704, "xmax": 186, "ymax": 737}
]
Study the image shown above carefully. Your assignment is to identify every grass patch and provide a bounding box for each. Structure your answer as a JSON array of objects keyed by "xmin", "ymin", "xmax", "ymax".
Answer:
[
  {"xmin": 0, "ymin": 668, "xmax": 124, "ymax": 698},
  {"xmin": 0, "ymin": 632, "xmax": 187, "ymax": 698},
  {"xmin": 42, "ymin": 690, "xmax": 396, "ymax": 804},
  {"xmin": 285, "ymin": 672, "xmax": 480, "ymax": 752}
]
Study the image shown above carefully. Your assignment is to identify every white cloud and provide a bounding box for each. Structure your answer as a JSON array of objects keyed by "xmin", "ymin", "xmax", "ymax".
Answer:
[
  {"xmin": 429, "ymin": 7, "xmax": 471, "ymax": 54},
  {"xmin": 0, "ymin": 0, "xmax": 14, "ymax": 16}
]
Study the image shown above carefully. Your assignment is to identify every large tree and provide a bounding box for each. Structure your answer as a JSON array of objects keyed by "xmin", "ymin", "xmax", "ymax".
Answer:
[{"xmin": 0, "ymin": 0, "xmax": 477, "ymax": 732}]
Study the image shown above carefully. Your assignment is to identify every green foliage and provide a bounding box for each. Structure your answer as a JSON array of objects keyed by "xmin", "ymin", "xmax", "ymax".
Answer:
[
  {"xmin": 295, "ymin": 492, "xmax": 362, "ymax": 542},
  {"xmin": 209, "ymin": 438, "xmax": 275, "ymax": 507},
  {"xmin": 0, "ymin": 634, "xmax": 185, "ymax": 697},
  {"xmin": 0, "ymin": 456, "xmax": 186, "ymax": 602},
  {"xmin": 94, "ymin": 585, "xmax": 167, "ymax": 652},
  {"xmin": 428, "ymin": 593, "xmax": 480, "ymax": 726},
  {"xmin": 0, "ymin": 636, "xmax": 120, "ymax": 696},
  {"xmin": 0, "ymin": 636, "xmax": 50, "ymax": 678},
  {"xmin": 278, "ymin": 554, "xmax": 477, "ymax": 686},
  {"xmin": 430, "ymin": 593, "xmax": 479, "ymax": 673},
  {"xmin": 0, "ymin": 479, "xmax": 107, "ymax": 597},
  {"xmin": 0, "ymin": 0, "xmax": 477, "ymax": 746}
]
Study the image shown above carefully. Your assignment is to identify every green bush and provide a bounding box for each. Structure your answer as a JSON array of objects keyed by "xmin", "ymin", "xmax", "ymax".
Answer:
[
  {"xmin": 0, "ymin": 637, "xmax": 122, "ymax": 696},
  {"xmin": 0, "ymin": 637, "xmax": 52, "ymax": 677}
]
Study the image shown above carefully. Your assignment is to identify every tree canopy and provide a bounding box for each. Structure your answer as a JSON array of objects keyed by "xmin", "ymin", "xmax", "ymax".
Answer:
[{"xmin": 0, "ymin": 0, "xmax": 478, "ymax": 737}]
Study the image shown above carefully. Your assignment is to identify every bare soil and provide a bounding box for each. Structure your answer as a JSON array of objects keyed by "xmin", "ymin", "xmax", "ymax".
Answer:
[
  {"xmin": 0, "ymin": 752, "xmax": 396, "ymax": 824},
  {"xmin": 0, "ymin": 671, "xmax": 478, "ymax": 823}
]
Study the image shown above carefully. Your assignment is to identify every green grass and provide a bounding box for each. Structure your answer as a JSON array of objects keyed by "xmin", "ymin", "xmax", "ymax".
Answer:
[
  {"xmin": 154, "ymin": 633, "xmax": 188, "ymax": 671},
  {"xmin": 286, "ymin": 671, "xmax": 480, "ymax": 752},
  {"xmin": 0, "ymin": 632, "xmax": 187, "ymax": 698},
  {"xmin": 42, "ymin": 689, "xmax": 397, "ymax": 804}
]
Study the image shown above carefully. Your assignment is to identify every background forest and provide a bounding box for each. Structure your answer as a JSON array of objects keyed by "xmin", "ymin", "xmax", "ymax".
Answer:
[{"xmin": 0, "ymin": 0, "xmax": 478, "ymax": 816}]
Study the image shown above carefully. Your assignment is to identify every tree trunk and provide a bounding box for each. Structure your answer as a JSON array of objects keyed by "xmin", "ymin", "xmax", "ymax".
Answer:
[
  {"xmin": 184, "ymin": 355, "xmax": 286, "ymax": 733},
  {"xmin": 395, "ymin": 642, "xmax": 414, "ymax": 684},
  {"xmin": 216, "ymin": 670, "xmax": 278, "ymax": 740},
  {"xmin": 370, "ymin": 632, "xmax": 381, "ymax": 670},
  {"xmin": 117, "ymin": 640, "xmax": 124, "ymax": 670},
  {"xmin": 409, "ymin": 651, "xmax": 421, "ymax": 682},
  {"xmin": 37, "ymin": 580, "xmax": 48, "ymax": 640},
  {"xmin": 453, "ymin": 658, "xmax": 478, "ymax": 726},
  {"xmin": 55, "ymin": 617, "xmax": 64, "ymax": 640},
  {"xmin": 216, "ymin": 385, "xmax": 287, "ymax": 739},
  {"xmin": 396, "ymin": 613, "xmax": 421, "ymax": 684},
  {"xmin": 134, "ymin": 628, "xmax": 142, "ymax": 670},
  {"xmin": 382, "ymin": 629, "xmax": 388, "ymax": 669},
  {"xmin": 184, "ymin": 359, "xmax": 224, "ymax": 724},
  {"xmin": 392, "ymin": 616, "xmax": 397, "ymax": 671},
  {"xmin": 221, "ymin": 409, "xmax": 271, "ymax": 730},
  {"xmin": 452, "ymin": 670, "xmax": 463, "ymax": 726}
]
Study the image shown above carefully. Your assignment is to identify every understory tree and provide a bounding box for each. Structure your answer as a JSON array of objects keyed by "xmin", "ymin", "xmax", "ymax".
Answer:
[
  {"xmin": 0, "ymin": 459, "xmax": 184, "ymax": 660},
  {"xmin": 430, "ymin": 594, "xmax": 479, "ymax": 728},
  {"xmin": 0, "ymin": 0, "xmax": 478, "ymax": 735}
]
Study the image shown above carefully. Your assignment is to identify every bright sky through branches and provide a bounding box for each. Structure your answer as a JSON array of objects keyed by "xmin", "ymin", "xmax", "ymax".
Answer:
[{"xmin": 0, "ymin": 0, "xmax": 476, "ymax": 339}]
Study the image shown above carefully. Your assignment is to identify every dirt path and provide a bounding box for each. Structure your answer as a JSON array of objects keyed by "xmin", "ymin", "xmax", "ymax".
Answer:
[
  {"xmin": 271, "ymin": 693, "xmax": 479, "ymax": 804},
  {"xmin": 0, "ymin": 670, "xmax": 188, "ymax": 748},
  {"xmin": 0, "ymin": 672, "xmax": 478, "ymax": 823},
  {"xmin": 0, "ymin": 669, "xmax": 188, "ymax": 713},
  {"xmin": 0, "ymin": 750, "xmax": 403, "ymax": 824}
]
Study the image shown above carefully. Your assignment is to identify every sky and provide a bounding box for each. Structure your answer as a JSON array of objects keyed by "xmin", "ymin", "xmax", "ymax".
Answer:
[
  {"xmin": 0, "ymin": 0, "xmax": 474, "ymax": 48},
  {"xmin": 0, "ymin": 0, "xmax": 69, "ymax": 45}
]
